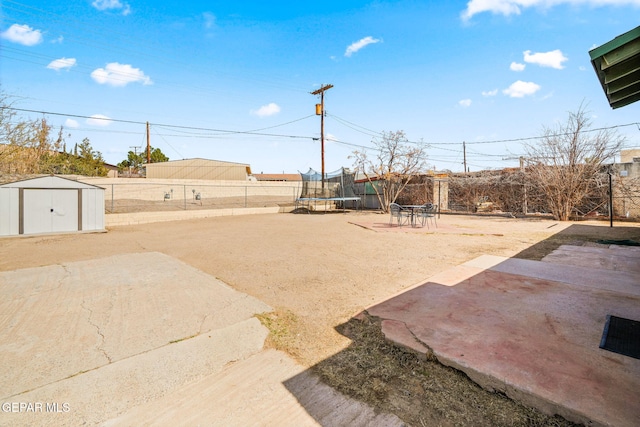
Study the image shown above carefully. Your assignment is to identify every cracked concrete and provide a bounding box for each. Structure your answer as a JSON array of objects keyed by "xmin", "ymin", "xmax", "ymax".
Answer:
[
  {"xmin": 0, "ymin": 252, "xmax": 272, "ymax": 403},
  {"xmin": 81, "ymin": 299, "xmax": 112, "ymax": 364},
  {"xmin": 367, "ymin": 247, "xmax": 640, "ymax": 427},
  {"xmin": 0, "ymin": 251, "xmax": 406, "ymax": 427}
]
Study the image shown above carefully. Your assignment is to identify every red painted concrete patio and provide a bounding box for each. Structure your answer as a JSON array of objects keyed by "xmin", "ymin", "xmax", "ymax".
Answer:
[{"xmin": 366, "ymin": 244, "xmax": 640, "ymax": 427}]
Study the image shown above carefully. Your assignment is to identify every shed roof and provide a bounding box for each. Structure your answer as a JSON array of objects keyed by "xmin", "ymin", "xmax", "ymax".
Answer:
[
  {"xmin": 589, "ymin": 25, "xmax": 640, "ymax": 109},
  {"xmin": 0, "ymin": 175, "xmax": 105, "ymax": 190}
]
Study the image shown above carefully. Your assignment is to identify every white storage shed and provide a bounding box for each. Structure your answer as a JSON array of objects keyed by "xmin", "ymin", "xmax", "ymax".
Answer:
[{"xmin": 0, "ymin": 176, "xmax": 105, "ymax": 237}]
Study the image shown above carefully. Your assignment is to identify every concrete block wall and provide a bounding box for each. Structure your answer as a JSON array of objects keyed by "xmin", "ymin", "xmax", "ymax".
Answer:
[
  {"xmin": 79, "ymin": 178, "xmax": 302, "ymax": 202},
  {"xmin": 615, "ymin": 162, "xmax": 640, "ymax": 219}
]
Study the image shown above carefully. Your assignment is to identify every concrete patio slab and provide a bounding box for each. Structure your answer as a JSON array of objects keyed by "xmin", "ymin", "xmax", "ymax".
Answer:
[
  {"xmin": 0, "ymin": 253, "xmax": 272, "ymax": 425},
  {"xmin": 367, "ymin": 246, "xmax": 640, "ymax": 427},
  {"xmin": 105, "ymin": 349, "xmax": 405, "ymax": 427},
  {"xmin": 542, "ymin": 244, "xmax": 640, "ymax": 274},
  {"xmin": 467, "ymin": 254, "xmax": 640, "ymax": 296},
  {"xmin": 348, "ymin": 219, "xmax": 505, "ymax": 235},
  {"xmin": 0, "ymin": 252, "xmax": 405, "ymax": 426},
  {"xmin": 1, "ymin": 318, "xmax": 269, "ymax": 426}
]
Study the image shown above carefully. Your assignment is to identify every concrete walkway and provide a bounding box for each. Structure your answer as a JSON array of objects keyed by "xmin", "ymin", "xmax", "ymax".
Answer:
[
  {"xmin": 367, "ymin": 244, "xmax": 640, "ymax": 427},
  {"xmin": 0, "ymin": 253, "xmax": 404, "ymax": 426}
]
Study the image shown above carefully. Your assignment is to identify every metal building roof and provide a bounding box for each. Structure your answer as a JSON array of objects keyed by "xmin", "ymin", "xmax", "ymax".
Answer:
[{"xmin": 589, "ymin": 26, "xmax": 640, "ymax": 109}]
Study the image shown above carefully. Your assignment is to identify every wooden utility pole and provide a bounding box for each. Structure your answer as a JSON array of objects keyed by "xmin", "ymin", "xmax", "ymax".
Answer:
[
  {"xmin": 462, "ymin": 141, "xmax": 467, "ymax": 173},
  {"xmin": 311, "ymin": 84, "xmax": 333, "ymax": 190},
  {"xmin": 520, "ymin": 156, "xmax": 527, "ymax": 215},
  {"xmin": 146, "ymin": 121, "xmax": 151, "ymax": 164}
]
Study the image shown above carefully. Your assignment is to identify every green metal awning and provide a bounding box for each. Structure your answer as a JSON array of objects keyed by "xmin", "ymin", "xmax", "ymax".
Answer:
[{"xmin": 589, "ymin": 26, "xmax": 640, "ymax": 109}]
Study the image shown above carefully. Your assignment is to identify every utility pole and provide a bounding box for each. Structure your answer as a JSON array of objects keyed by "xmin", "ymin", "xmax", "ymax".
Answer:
[
  {"xmin": 129, "ymin": 145, "xmax": 139, "ymax": 177},
  {"xmin": 520, "ymin": 156, "xmax": 527, "ymax": 215},
  {"xmin": 462, "ymin": 141, "xmax": 467, "ymax": 174},
  {"xmin": 146, "ymin": 121, "xmax": 151, "ymax": 164},
  {"xmin": 311, "ymin": 84, "xmax": 333, "ymax": 190}
]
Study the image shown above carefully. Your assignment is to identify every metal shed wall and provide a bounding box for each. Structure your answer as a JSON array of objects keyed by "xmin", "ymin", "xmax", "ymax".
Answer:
[
  {"xmin": 0, "ymin": 176, "xmax": 105, "ymax": 236},
  {"xmin": 145, "ymin": 159, "xmax": 250, "ymax": 181}
]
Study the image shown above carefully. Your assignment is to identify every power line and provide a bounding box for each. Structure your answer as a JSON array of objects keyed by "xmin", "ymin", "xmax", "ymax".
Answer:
[
  {"xmin": 153, "ymin": 115, "xmax": 316, "ymax": 136},
  {"xmin": 4, "ymin": 106, "xmax": 637, "ymax": 169},
  {"xmin": 2, "ymin": 107, "xmax": 317, "ymax": 140},
  {"xmin": 325, "ymin": 112, "xmax": 640, "ymax": 147},
  {"xmin": 327, "ymin": 113, "xmax": 382, "ymax": 138},
  {"xmin": 149, "ymin": 126, "xmax": 184, "ymax": 159}
]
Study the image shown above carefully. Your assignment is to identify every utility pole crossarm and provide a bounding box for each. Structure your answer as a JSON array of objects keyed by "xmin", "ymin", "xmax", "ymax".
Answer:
[{"xmin": 310, "ymin": 84, "xmax": 333, "ymax": 96}]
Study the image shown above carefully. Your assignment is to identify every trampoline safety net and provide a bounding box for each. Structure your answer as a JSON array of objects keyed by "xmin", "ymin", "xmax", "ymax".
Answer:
[{"xmin": 299, "ymin": 167, "xmax": 358, "ymax": 205}]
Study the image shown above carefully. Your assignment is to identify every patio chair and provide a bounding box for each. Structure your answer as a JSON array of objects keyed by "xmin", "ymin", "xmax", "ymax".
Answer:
[
  {"xmin": 417, "ymin": 203, "xmax": 437, "ymax": 228},
  {"xmin": 389, "ymin": 203, "xmax": 410, "ymax": 226}
]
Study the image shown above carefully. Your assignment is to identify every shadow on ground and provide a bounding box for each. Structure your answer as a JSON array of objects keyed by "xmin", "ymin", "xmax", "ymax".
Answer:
[
  {"xmin": 513, "ymin": 222, "xmax": 640, "ymax": 260},
  {"xmin": 282, "ymin": 223, "xmax": 640, "ymax": 427},
  {"xmin": 285, "ymin": 314, "xmax": 578, "ymax": 427}
]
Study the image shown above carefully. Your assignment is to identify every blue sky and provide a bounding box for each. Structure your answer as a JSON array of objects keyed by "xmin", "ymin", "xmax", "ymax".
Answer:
[{"xmin": 2, "ymin": 0, "xmax": 640, "ymax": 173}]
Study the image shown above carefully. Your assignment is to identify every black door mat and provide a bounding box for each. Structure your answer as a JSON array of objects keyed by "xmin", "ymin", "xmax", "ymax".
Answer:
[{"xmin": 599, "ymin": 315, "xmax": 640, "ymax": 359}]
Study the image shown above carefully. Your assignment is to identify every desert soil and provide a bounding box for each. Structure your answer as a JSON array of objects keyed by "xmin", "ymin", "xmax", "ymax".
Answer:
[{"xmin": 1, "ymin": 211, "xmax": 638, "ymax": 425}]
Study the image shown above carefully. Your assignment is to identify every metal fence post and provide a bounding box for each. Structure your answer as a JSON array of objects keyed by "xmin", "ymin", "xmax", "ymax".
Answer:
[{"xmin": 609, "ymin": 172, "xmax": 613, "ymax": 228}]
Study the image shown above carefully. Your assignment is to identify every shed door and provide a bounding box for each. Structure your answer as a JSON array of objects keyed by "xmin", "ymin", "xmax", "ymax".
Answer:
[{"xmin": 23, "ymin": 189, "xmax": 79, "ymax": 234}]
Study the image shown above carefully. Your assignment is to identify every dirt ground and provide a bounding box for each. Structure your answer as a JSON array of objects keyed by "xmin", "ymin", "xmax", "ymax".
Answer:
[{"xmin": 2, "ymin": 211, "xmax": 639, "ymax": 425}]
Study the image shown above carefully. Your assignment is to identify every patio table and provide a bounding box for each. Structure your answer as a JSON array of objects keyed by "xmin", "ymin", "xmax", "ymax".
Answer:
[{"xmin": 401, "ymin": 205, "xmax": 424, "ymax": 227}]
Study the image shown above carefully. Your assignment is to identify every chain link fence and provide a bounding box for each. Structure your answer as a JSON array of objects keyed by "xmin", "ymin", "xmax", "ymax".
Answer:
[
  {"xmin": 443, "ymin": 170, "xmax": 640, "ymax": 220},
  {"xmin": 87, "ymin": 180, "xmax": 302, "ymax": 214}
]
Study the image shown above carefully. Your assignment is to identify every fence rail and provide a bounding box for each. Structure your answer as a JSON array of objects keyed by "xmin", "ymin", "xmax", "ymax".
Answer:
[
  {"xmin": 92, "ymin": 181, "xmax": 303, "ymax": 214},
  {"xmin": 75, "ymin": 176, "xmax": 640, "ymax": 220}
]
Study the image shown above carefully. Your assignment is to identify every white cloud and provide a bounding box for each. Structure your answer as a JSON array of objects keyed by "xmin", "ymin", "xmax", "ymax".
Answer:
[
  {"xmin": 86, "ymin": 114, "xmax": 112, "ymax": 126},
  {"xmin": 1, "ymin": 24, "xmax": 43, "ymax": 46},
  {"xmin": 92, "ymin": 0, "xmax": 131, "ymax": 15},
  {"xmin": 510, "ymin": 62, "xmax": 525, "ymax": 71},
  {"xmin": 345, "ymin": 36, "xmax": 381, "ymax": 57},
  {"xmin": 203, "ymin": 12, "xmax": 216, "ymax": 29},
  {"xmin": 459, "ymin": 99, "xmax": 472, "ymax": 108},
  {"xmin": 503, "ymin": 80, "xmax": 541, "ymax": 98},
  {"xmin": 64, "ymin": 119, "xmax": 79, "ymax": 128},
  {"xmin": 52, "ymin": 35, "xmax": 64, "ymax": 44},
  {"xmin": 91, "ymin": 62, "xmax": 152, "ymax": 87},
  {"xmin": 541, "ymin": 91, "xmax": 554, "ymax": 100},
  {"xmin": 523, "ymin": 49, "xmax": 567, "ymax": 69},
  {"xmin": 47, "ymin": 57, "xmax": 77, "ymax": 71},
  {"xmin": 461, "ymin": 0, "xmax": 640, "ymax": 21},
  {"xmin": 251, "ymin": 103, "xmax": 281, "ymax": 117},
  {"xmin": 482, "ymin": 89, "xmax": 499, "ymax": 97}
]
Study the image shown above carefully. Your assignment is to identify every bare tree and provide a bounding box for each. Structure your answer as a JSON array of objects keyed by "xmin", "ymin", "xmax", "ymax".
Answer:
[
  {"xmin": 351, "ymin": 130, "xmax": 428, "ymax": 212},
  {"xmin": 523, "ymin": 104, "xmax": 624, "ymax": 220},
  {"xmin": 1, "ymin": 90, "xmax": 106, "ymax": 177}
]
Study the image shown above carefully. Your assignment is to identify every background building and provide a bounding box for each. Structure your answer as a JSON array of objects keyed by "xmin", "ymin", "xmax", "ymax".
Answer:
[{"xmin": 145, "ymin": 158, "xmax": 252, "ymax": 181}]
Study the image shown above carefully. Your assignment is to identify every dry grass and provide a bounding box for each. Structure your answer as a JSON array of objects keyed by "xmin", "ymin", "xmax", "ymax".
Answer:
[
  {"xmin": 311, "ymin": 314, "xmax": 580, "ymax": 427},
  {"xmin": 249, "ymin": 220, "xmax": 640, "ymax": 426},
  {"xmin": 513, "ymin": 222, "xmax": 640, "ymax": 260},
  {"xmin": 256, "ymin": 308, "xmax": 304, "ymax": 360}
]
